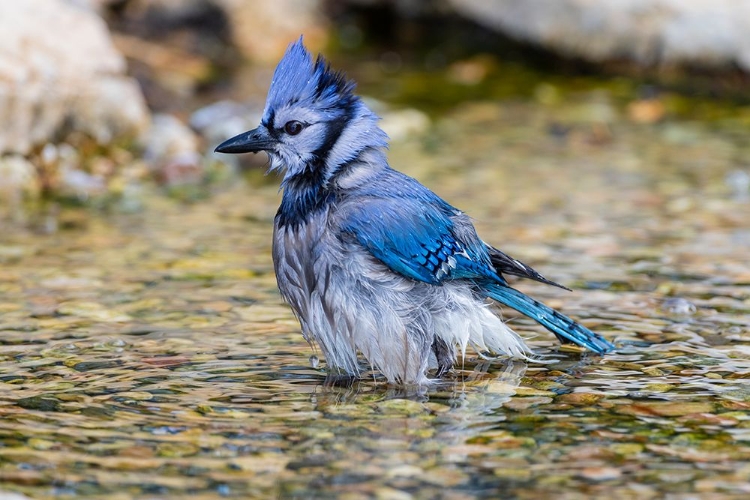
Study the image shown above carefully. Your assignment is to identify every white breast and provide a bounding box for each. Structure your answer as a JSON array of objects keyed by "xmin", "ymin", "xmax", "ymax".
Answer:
[{"xmin": 272, "ymin": 212, "xmax": 362, "ymax": 375}]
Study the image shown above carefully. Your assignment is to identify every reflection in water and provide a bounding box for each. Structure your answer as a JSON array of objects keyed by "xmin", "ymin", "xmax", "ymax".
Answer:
[
  {"xmin": 1, "ymin": 95, "xmax": 750, "ymax": 497},
  {"xmin": 313, "ymin": 359, "xmax": 526, "ymax": 408},
  {"xmin": 436, "ymin": 361, "xmax": 527, "ymax": 431}
]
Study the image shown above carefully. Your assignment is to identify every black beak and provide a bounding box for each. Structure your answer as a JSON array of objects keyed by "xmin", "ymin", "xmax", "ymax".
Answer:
[{"xmin": 214, "ymin": 126, "xmax": 275, "ymax": 154}]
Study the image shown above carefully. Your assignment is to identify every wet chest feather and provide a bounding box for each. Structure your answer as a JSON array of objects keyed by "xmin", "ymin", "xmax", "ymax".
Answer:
[{"xmin": 273, "ymin": 214, "xmax": 330, "ymax": 299}]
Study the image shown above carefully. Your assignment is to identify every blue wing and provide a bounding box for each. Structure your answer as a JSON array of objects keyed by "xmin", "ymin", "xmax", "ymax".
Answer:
[
  {"xmin": 341, "ymin": 197, "xmax": 502, "ymax": 286},
  {"xmin": 338, "ymin": 175, "xmax": 614, "ymax": 355}
]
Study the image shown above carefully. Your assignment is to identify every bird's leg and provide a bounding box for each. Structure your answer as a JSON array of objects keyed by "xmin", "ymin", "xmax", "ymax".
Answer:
[{"xmin": 431, "ymin": 336, "xmax": 453, "ymax": 377}]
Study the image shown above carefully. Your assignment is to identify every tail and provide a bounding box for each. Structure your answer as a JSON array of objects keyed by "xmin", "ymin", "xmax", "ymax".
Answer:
[{"xmin": 483, "ymin": 283, "xmax": 614, "ymax": 354}]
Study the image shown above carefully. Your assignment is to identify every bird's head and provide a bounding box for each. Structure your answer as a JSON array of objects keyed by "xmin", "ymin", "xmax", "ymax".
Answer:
[{"xmin": 215, "ymin": 38, "xmax": 387, "ymax": 183}]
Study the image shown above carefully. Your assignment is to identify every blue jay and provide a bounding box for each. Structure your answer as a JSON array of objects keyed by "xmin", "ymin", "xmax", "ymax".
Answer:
[{"xmin": 215, "ymin": 39, "xmax": 614, "ymax": 384}]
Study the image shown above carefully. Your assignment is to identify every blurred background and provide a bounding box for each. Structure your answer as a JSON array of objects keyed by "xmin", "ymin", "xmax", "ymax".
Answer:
[
  {"xmin": 2, "ymin": 0, "xmax": 750, "ymax": 220},
  {"xmin": 3, "ymin": 3, "xmax": 750, "ymax": 499}
]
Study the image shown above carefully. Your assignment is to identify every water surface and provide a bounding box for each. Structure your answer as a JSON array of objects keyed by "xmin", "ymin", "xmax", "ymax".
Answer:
[{"xmin": 1, "ymin": 93, "xmax": 749, "ymax": 499}]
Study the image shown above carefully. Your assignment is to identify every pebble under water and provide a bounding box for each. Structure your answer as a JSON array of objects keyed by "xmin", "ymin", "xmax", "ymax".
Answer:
[{"xmin": 1, "ymin": 95, "xmax": 750, "ymax": 499}]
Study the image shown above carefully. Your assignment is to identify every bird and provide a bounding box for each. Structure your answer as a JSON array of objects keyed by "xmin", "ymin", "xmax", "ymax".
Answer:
[{"xmin": 215, "ymin": 38, "xmax": 614, "ymax": 384}]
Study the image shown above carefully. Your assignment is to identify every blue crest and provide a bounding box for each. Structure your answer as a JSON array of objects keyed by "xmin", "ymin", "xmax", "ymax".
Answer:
[
  {"xmin": 264, "ymin": 37, "xmax": 357, "ymax": 120},
  {"xmin": 215, "ymin": 34, "xmax": 615, "ymax": 385}
]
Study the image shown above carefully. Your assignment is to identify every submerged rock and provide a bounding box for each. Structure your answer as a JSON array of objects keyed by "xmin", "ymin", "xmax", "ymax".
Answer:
[
  {"xmin": 0, "ymin": 0, "xmax": 149, "ymax": 156},
  {"xmin": 449, "ymin": 0, "xmax": 750, "ymax": 71},
  {"xmin": 662, "ymin": 297, "xmax": 697, "ymax": 315}
]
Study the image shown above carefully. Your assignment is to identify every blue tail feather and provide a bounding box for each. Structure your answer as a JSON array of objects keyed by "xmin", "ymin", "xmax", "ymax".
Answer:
[{"xmin": 483, "ymin": 284, "xmax": 614, "ymax": 354}]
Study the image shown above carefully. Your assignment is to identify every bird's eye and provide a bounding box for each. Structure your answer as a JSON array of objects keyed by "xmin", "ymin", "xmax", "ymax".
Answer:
[{"xmin": 284, "ymin": 121, "xmax": 304, "ymax": 136}]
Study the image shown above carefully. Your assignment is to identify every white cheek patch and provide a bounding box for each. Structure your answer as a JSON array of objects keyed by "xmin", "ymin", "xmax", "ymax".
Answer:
[
  {"xmin": 291, "ymin": 123, "xmax": 327, "ymax": 153},
  {"xmin": 324, "ymin": 118, "xmax": 381, "ymax": 175}
]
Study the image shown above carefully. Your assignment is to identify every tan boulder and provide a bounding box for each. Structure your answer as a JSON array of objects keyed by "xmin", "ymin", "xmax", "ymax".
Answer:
[{"xmin": 0, "ymin": 0, "xmax": 149, "ymax": 156}]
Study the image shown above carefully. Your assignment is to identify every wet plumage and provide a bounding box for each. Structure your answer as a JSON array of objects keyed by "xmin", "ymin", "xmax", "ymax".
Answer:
[{"xmin": 215, "ymin": 38, "xmax": 614, "ymax": 384}]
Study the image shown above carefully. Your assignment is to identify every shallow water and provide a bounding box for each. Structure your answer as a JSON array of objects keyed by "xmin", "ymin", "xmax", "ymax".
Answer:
[{"xmin": 1, "ymin": 93, "xmax": 750, "ymax": 499}]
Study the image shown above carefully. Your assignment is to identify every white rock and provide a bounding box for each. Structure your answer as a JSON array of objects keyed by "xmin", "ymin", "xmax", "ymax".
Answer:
[
  {"xmin": 143, "ymin": 114, "xmax": 203, "ymax": 186},
  {"xmin": 380, "ymin": 108, "xmax": 431, "ymax": 142},
  {"xmin": 0, "ymin": 156, "xmax": 37, "ymax": 194},
  {"xmin": 213, "ymin": 0, "xmax": 329, "ymax": 63},
  {"xmin": 0, "ymin": 492, "xmax": 33, "ymax": 500},
  {"xmin": 190, "ymin": 100, "xmax": 261, "ymax": 146},
  {"xmin": 0, "ymin": 0, "xmax": 149, "ymax": 155},
  {"xmin": 448, "ymin": 0, "xmax": 750, "ymax": 71},
  {"xmin": 144, "ymin": 115, "xmax": 199, "ymax": 163},
  {"xmin": 0, "ymin": 155, "xmax": 37, "ymax": 221}
]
